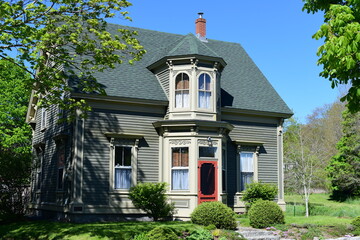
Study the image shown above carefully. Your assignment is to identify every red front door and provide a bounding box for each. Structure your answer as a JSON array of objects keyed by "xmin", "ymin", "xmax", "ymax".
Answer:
[{"xmin": 198, "ymin": 160, "xmax": 218, "ymax": 204}]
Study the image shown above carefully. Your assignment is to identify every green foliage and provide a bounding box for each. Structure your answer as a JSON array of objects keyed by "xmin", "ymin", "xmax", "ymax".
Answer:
[
  {"xmin": 146, "ymin": 226, "xmax": 178, "ymax": 240},
  {"xmin": 187, "ymin": 228, "xmax": 212, "ymax": 240},
  {"xmin": 204, "ymin": 224, "xmax": 217, "ymax": 231},
  {"xmin": 133, "ymin": 233, "xmax": 149, "ymax": 240},
  {"xmin": 301, "ymin": 227, "xmax": 323, "ymax": 240},
  {"xmin": 213, "ymin": 229, "xmax": 246, "ymax": 240},
  {"xmin": 0, "ymin": 60, "xmax": 32, "ymax": 220},
  {"xmin": 190, "ymin": 201, "xmax": 237, "ymax": 230},
  {"xmin": 242, "ymin": 182, "xmax": 278, "ymax": 209},
  {"xmin": 0, "ymin": 220, "xmax": 198, "ymax": 240},
  {"xmin": 351, "ymin": 216, "xmax": 360, "ymax": 231},
  {"xmin": 327, "ymin": 110, "xmax": 360, "ymax": 201},
  {"xmin": 248, "ymin": 200, "xmax": 285, "ymax": 228},
  {"xmin": 302, "ymin": 0, "xmax": 360, "ymax": 113},
  {"xmin": 129, "ymin": 182, "xmax": 175, "ymax": 221},
  {"xmin": 0, "ymin": 0, "xmax": 146, "ymax": 119}
]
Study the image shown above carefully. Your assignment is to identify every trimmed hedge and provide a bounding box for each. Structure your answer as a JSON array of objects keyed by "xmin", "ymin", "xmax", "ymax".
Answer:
[
  {"xmin": 248, "ymin": 200, "xmax": 284, "ymax": 228},
  {"xmin": 190, "ymin": 201, "xmax": 237, "ymax": 230}
]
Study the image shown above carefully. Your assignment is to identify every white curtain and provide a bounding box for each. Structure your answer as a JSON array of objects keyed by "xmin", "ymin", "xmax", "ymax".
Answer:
[
  {"xmin": 240, "ymin": 152, "xmax": 254, "ymax": 172},
  {"xmin": 240, "ymin": 152, "xmax": 254, "ymax": 190},
  {"xmin": 172, "ymin": 169, "xmax": 189, "ymax": 190},
  {"xmin": 175, "ymin": 91, "xmax": 189, "ymax": 108},
  {"xmin": 115, "ymin": 168, "xmax": 131, "ymax": 189},
  {"xmin": 199, "ymin": 91, "xmax": 211, "ymax": 108}
]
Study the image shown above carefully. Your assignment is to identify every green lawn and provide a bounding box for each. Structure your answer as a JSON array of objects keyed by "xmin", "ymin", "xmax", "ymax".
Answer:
[
  {"xmin": 0, "ymin": 221, "xmax": 199, "ymax": 240},
  {"xmin": 1, "ymin": 194, "xmax": 359, "ymax": 240}
]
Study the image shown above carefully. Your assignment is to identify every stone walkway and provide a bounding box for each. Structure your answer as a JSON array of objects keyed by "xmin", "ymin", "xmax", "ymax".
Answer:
[{"xmin": 237, "ymin": 227, "xmax": 360, "ymax": 240}]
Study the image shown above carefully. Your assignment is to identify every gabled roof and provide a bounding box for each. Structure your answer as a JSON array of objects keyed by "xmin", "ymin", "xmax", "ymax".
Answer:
[{"xmin": 81, "ymin": 23, "xmax": 292, "ymax": 117}]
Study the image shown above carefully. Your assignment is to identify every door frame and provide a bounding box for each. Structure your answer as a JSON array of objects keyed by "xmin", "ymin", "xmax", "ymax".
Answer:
[{"xmin": 197, "ymin": 160, "xmax": 218, "ymax": 204}]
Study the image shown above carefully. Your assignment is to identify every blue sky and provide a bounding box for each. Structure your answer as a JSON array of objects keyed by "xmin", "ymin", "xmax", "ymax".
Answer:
[{"xmin": 110, "ymin": 0, "xmax": 340, "ymax": 122}]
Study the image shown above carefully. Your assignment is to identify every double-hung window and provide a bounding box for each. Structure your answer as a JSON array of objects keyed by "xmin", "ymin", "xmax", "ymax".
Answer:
[
  {"xmin": 114, "ymin": 146, "xmax": 132, "ymax": 189},
  {"xmin": 175, "ymin": 73, "xmax": 190, "ymax": 108},
  {"xmin": 240, "ymin": 152, "xmax": 254, "ymax": 191},
  {"xmin": 198, "ymin": 73, "xmax": 211, "ymax": 109},
  {"xmin": 172, "ymin": 147, "xmax": 189, "ymax": 190},
  {"xmin": 57, "ymin": 143, "xmax": 65, "ymax": 190},
  {"xmin": 40, "ymin": 108, "xmax": 47, "ymax": 130}
]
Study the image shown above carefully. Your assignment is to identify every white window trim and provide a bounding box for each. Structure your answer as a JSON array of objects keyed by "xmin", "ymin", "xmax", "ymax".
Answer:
[
  {"xmin": 236, "ymin": 144, "xmax": 260, "ymax": 192},
  {"xmin": 196, "ymin": 71, "xmax": 216, "ymax": 112},
  {"xmin": 197, "ymin": 72, "xmax": 212, "ymax": 109},
  {"xmin": 174, "ymin": 71, "xmax": 191, "ymax": 110},
  {"xmin": 170, "ymin": 145, "xmax": 190, "ymax": 191},
  {"xmin": 109, "ymin": 137, "xmax": 139, "ymax": 192},
  {"xmin": 40, "ymin": 108, "xmax": 47, "ymax": 130}
]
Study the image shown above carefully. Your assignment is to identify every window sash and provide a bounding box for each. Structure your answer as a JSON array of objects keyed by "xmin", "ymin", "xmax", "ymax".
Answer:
[
  {"xmin": 172, "ymin": 168, "xmax": 189, "ymax": 190},
  {"xmin": 115, "ymin": 167, "xmax": 131, "ymax": 189},
  {"xmin": 240, "ymin": 152, "xmax": 254, "ymax": 173},
  {"xmin": 114, "ymin": 146, "xmax": 132, "ymax": 189}
]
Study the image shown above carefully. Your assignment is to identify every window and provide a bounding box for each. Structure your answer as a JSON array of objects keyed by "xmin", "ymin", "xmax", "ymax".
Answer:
[
  {"xmin": 175, "ymin": 73, "xmax": 189, "ymax": 108},
  {"xmin": 35, "ymin": 148, "xmax": 44, "ymax": 191},
  {"xmin": 198, "ymin": 73, "xmax": 211, "ymax": 109},
  {"xmin": 240, "ymin": 152, "xmax": 254, "ymax": 191},
  {"xmin": 222, "ymin": 149, "xmax": 226, "ymax": 192},
  {"xmin": 114, "ymin": 146, "xmax": 132, "ymax": 189},
  {"xmin": 57, "ymin": 143, "xmax": 65, "ymax": 190},
  {"xmin": 40, "ymin": 108, "xmax": 47, "ymax": 130},
  {"xmin": 172, "ymin": 147, "xmax": 189, "ymax": 190},
  {"xmin": 199, "ymin": 146, "xmax": 217, "ymax": 158}
]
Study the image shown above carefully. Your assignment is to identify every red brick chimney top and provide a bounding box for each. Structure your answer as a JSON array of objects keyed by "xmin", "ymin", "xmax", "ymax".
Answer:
[{"xmin": 195, "ymin": 12, "xmax": 206, "ymax": 40}]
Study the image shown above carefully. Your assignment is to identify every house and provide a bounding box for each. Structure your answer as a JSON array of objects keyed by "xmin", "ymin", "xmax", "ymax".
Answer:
[{"xmin": 26, "ymin": 13, "xmax": 293, "ymax": 222}]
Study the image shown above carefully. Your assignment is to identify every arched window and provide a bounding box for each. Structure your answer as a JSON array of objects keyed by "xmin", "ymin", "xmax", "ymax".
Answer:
[
  {"xmin": 175, "ymin": 73, "xmax": 189, "ymax": 108},
  {"xmin": 198, "ymin": 73, "xmax": 211, "ymax": 109}
]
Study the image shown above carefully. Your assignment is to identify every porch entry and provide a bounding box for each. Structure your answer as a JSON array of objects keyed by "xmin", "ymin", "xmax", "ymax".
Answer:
[{"xmin": 198, "ymin": 160, "xmax": 218, "ymax": 204}]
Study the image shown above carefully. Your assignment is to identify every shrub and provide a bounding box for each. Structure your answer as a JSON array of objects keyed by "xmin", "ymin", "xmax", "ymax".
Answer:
[
  {"xmin": 129, "ymin": 182, "xmax": 175, "ymax": 221},
  {"xmin": 242, "ymin": 182, "xmax": 278, "ymax": 210},
  {"xmin": 352, "ymin": 216, "xmax": 360, "ymax": 229},
  {"xmin": 190, "ymin": 201, "xmax": 237, "ymax": 230},
  {"xmin": 187, "ymin": 228, "xmax": 212, "ymax": 240},
  {"xmin": 133, "ymin": 233, "xmax": 149, "ymax": 240},
  {"xmin": 146, "ymin": 226, "xmax": 178, "ymax": 240},
  {"xmin": 248, "ymin": 200, "xmax": 285, "ymax": 228}
]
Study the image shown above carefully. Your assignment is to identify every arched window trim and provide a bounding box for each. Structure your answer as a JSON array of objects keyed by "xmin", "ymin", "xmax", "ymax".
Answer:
[
  {"xmin": 197, "ymin": 72, "xmax": 212, "ymax": 109},
  {"xmin": 175, "ymin": 72, "xmax": 190, "ymax": 108}
]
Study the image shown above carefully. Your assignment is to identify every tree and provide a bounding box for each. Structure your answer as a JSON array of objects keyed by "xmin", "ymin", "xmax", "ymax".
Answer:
[
  {"xmin": 284, "ymin": 118, "xmax": 325, "ymax": 217},
  {"xmin": 302, "ymin": 0, "xmax": 360, "ymax": 113},
  {"xmin": 327, "ymin": 110, "xmax": 360, "ymax": 201},
  {"xmin": 0, "ymin": 60, "xmax": 32, "ymax": 220},
  {"xmin": 0, "ymin": 0, "xmax": 145, "ymax": 119}
]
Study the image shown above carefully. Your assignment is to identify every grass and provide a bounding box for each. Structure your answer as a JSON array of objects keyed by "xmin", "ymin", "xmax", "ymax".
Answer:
[
  {"xmin": 0, "ymin": 220, "xmax": 199, "ymax": 240},
  {"xmin": 2, "ymin": 194, "xmax": 359, "ymax": 239},
  {"xmin": 238, "ymin": 193, "xmax": 358, "ymax": 239}
]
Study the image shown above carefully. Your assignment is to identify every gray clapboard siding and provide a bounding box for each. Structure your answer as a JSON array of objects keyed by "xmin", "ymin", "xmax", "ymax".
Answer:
[
  {"xmin": 227, "ymin": 120, "xmax": 278, "ymax": 186},
  {"xmin": 81, "ymin": 108, "xmax": 163, "ymax": 205},
  {"xmin": 32, "ymin": 103, "xmax": 73, "ymax": 204},
  {"xmin": 155, "ymin": 69, "xmax": 170, "ymax": 99}
]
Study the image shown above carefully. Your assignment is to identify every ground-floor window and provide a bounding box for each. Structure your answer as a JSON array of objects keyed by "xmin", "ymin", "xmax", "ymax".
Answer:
[
  {"xmin": 171, "ymin": 147, "xmax": 189, "ymax": 190},
  {"xmin": 114, "ymin": 146, "xmax": 132, "ymax": 189},
  {"xmin": 240, "ymin": 152, "xmax": 254, "ymax": 191}
]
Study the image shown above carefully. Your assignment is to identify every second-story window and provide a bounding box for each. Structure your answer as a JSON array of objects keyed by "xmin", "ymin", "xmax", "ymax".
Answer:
[
  {"xmin": 175, "ymin": 73, "xmax": 189, "ymax": 108},
  {"xmin": 198, "ymin": 73, "xmax": 211, "ymax": 109}
]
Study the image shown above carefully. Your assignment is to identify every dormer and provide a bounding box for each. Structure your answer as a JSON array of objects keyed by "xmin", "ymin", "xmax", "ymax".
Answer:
[{"xmin": 147, "ymin": 14, "xmax": 226, "ymax": 121}]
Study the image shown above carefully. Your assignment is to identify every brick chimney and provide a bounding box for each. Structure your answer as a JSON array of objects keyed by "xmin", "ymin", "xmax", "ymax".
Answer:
[{"xmin": 195, "ymin": 12, "xmax": 206, "ymax": 40}]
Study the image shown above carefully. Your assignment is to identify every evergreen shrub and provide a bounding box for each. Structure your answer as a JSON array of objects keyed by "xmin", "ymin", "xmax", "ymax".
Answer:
[
  {"xmin": 248, "ymin": 200, "xmax": 285, "ymax": 228},
  {"xmin": 145, "ymin": 226, "xmax": 178, "ymax": 240},
  {"xmin": 242, "ymin": 182, "xmax": 278, "ymax": 210},
  {"xmin": 190, "ymin": 201, "xmax": 237, "ymax": 230}
]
